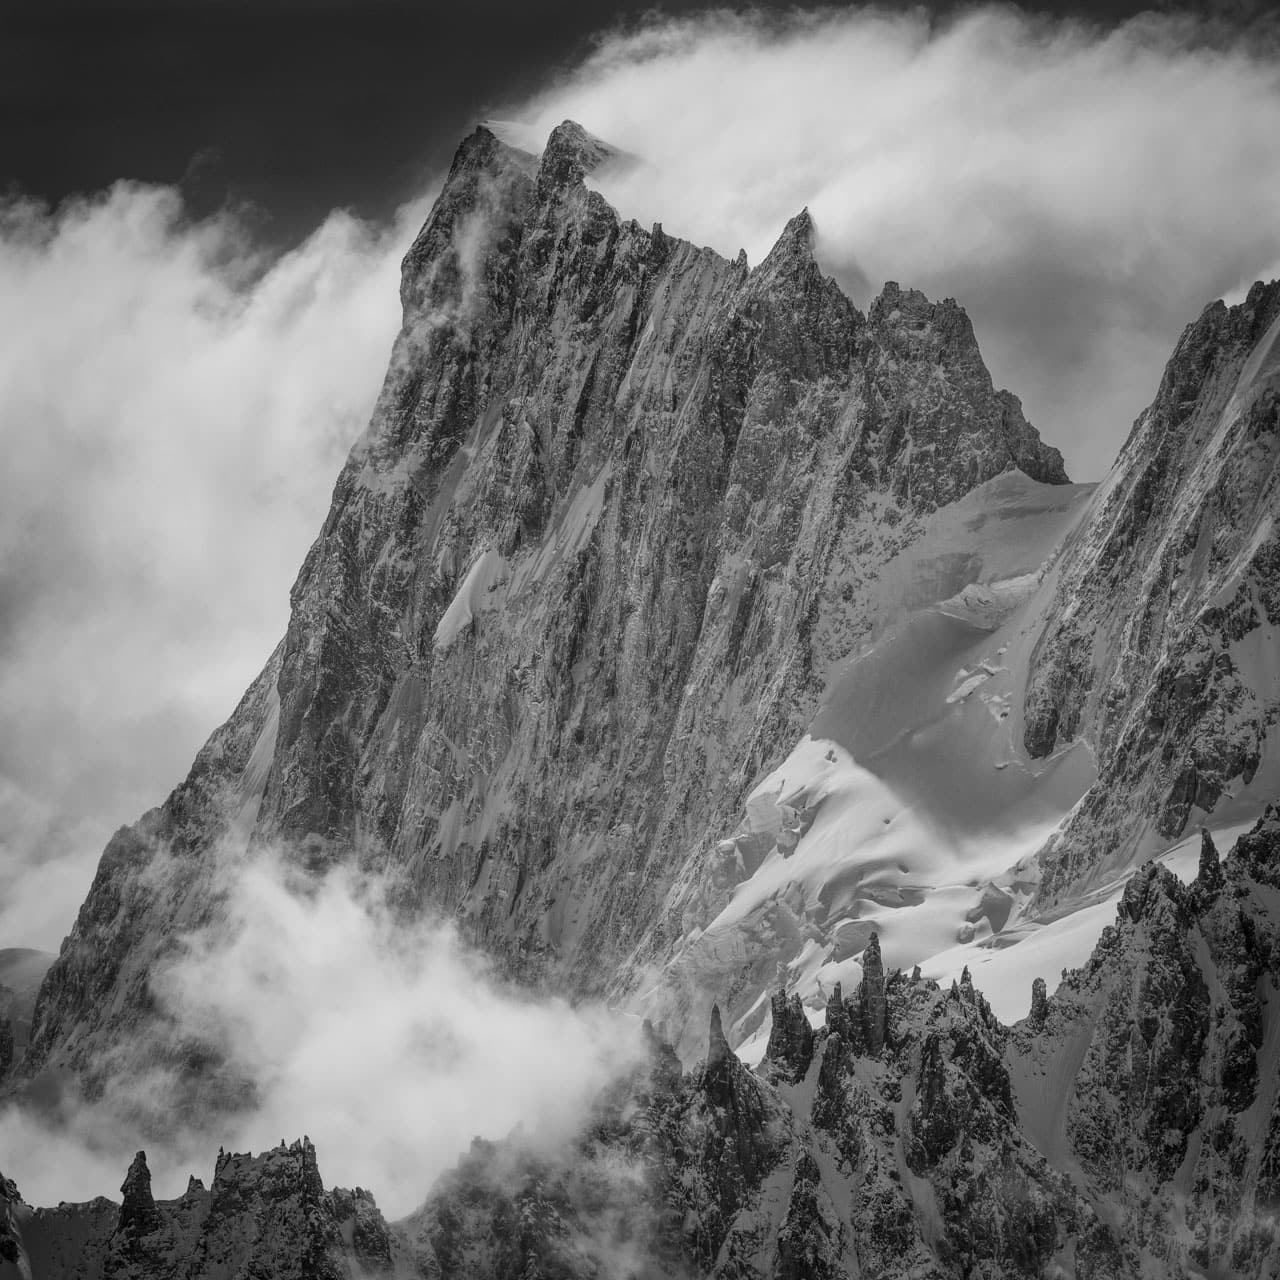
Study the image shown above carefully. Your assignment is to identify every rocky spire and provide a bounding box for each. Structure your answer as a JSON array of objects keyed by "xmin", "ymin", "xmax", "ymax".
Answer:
[
  {"xmin": 702, "ymin": 1003, "xmax": 754, "ymax": 1119},
  {"xmin": 0, "ymin": 1017, "xmax": 12, "ymax": 1080},
  {"xmin": 859, "ymin": 933, "xmax": 888, "ymax": 1055},
  {"xmin": 294, "ymin": 1136, "xmax": 325, "ymax": 1202},
  {"xmin": 1120, "ymin": 860, "xmax": 1187, "ymax": 923},
  {"xmin": 708, "ymin": 1003, "xmax": 733, "ymax": 1070},
  {"xmin": 825, "ymin": 981, "xmax": 852, "ymax": 1041},
  {"xmin": 1196, "ymin": 827, "xmax": 1224, "ymax": 899},
  {"xmin": 870, "ymin": 280, "xmax": 934, "ymax": 327},
  {"xmin": 642, "ymin": 1018, "xmax": 684, "ymax": 1093},
  {"xmin": 117, "ymin": 1151, "xmax": 161, "ymax": 1243},
  {"xmin": 1030, "ymin": 976, "xmax": 1049, "ymax": 1026},
  {"xmin": 765, "ymin": 987, "xmax": 815, "ymax": 1082},
  {"xmin": 867, "ymin": 281, "xmax": 1068, "ymax": 491}
]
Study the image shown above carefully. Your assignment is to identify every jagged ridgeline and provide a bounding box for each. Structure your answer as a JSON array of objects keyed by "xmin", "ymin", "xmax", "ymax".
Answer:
[
  {"xmin": 23, "ymin": 119, "xmax": 1073, "ymax": 1081},
  {"xmin": 7, "ymin": 814, "xmax": 1280, "ymax": 1278}
]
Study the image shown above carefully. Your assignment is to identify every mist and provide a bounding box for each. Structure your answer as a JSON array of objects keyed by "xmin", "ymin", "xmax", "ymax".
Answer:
[
  {"xmin": 512, "ymin": 5, "xmax": 1280, "ymax": 482},
  {"xmin": 0, "ymin": 851, "xmax": 642, "ymax": 1219},
  {"xmin": 0, "ymin": 184, "xmax": 429, "ymax": 950}
]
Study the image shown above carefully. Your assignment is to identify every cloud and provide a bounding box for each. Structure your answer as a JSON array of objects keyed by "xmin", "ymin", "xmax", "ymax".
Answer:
[
  {"xmin": 510, "ymin": 5, "xmax": 1280, "ymax": 482},
  {"xmin": 0, "ymin": 851, "xmax": 641, "ymax": 1219},
  {"xmin": 0, "ymin": 183, "xmax": 430, "ymax": 948}
]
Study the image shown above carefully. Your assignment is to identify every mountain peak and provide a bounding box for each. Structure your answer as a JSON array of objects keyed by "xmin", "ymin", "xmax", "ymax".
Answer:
[
  {"xmin": 536, "ymin": 119, "xmax": 617, "ymax": 197},
  {"xmin": 756, "ymin": 206, "xmax": 819, "ymax": 277},
  {"xmin": 446, "ymin": 123, "xmax": 510, "ymax": 178},
  {"xmin": 782, "ymin": 205, "xmax": 815, "ymax": 242},
  {"xmin": 707, "ymin": 1003, "xmax": 733, "ymax": 1068}
]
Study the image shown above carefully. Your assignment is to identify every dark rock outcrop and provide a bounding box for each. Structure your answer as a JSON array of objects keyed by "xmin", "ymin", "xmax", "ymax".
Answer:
[
  {"xmin": 763, "ymin": 988, "xmax": 815, "ymax": 1082},
  {"xmin": 0, "ymin": 1139, "xmax": 400, "ymax": 1280},
  {"xmin": 858, "ymin": 931, "xmax": 888, "ymax": 1054},
  {"xmin": 1029, "ymin": 976, "xmax": 1048, "ymax": 1026},
  {"xmin": 11, "ymin": 119, "xmax": 1280, "ymax": 1280},
  {"xmin": 116, "ymin": 1151, "xmax": 161, "ymax": 1246}
]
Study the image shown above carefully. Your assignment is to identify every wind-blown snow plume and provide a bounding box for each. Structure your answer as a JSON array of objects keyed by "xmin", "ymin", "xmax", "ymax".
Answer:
[{"xmin": 513, "ymin": 6, "xmax": 1280, "ymax": 482}]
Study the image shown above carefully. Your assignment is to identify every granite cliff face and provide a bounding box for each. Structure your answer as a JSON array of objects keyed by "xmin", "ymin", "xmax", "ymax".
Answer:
[{"xmin": 21, "ymin": 120, "xmax": 1068, "ymax": 1081}]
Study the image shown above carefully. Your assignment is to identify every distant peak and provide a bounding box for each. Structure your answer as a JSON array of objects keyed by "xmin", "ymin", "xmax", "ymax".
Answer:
[
  {"xmin": 758, "ymin": 207, "xmax": 818, "ymax": 273},
  {"xmin": 870, "ymin": 280, "xmax": 935, "ymax": 325},
  {"xmin": 537, "ymin": 120, "xmax": 617, "ymax": 197},
  {"xmin": 118, "ymin": 1150, "xmax": 160, "ymax": 1241}
]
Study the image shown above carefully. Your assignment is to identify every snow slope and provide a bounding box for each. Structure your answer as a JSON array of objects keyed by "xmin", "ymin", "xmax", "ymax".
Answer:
[{"xmin": 657, "ymin": 470, "xmax": 1110, "ymax": 1053}]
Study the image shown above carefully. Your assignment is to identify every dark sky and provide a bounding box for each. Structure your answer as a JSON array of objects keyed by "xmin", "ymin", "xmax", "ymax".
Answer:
[{"xmin": 3, "ymin": 0, "xmax": 1265, "ymax": 247}]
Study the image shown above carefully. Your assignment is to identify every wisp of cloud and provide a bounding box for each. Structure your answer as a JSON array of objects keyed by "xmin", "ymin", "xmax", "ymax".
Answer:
[{"xmin": 0, "ymin": 850, "xmax": 642, "ymax": 1219}]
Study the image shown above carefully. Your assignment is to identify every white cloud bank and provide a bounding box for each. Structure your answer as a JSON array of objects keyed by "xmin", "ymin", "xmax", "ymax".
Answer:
[
  {"xmin": 0, "ymin": 185, "xmax": 428, "ymax": 949},
  {"xmin": 0, "ymin": 853, "xmax": 640, "ymax": 1219},
  {"xmin": 514, "ymin": 6, "xmax": 1280, "ymax": 482}
]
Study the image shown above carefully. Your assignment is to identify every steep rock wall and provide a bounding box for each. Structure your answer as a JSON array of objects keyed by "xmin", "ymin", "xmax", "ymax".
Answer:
[{"xmin": 23, "ymin": 121, "xmax": 1066, "ymax": 1080}]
